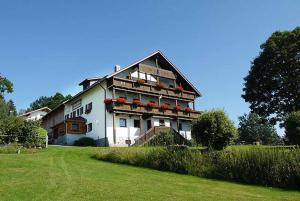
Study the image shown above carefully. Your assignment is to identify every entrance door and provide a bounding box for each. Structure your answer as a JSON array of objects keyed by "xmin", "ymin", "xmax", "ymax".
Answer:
[{"xmin": 147, "ymin": 120, "xmax": 152, "ymax": 130}]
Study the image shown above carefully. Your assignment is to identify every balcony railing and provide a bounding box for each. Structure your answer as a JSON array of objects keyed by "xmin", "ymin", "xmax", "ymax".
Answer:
[
  {"xmin": 108, "ymin": 77, "xmax": 196, "ymax": 100},
  {"xmin": 107, "ymin": 102, "xmax": 201, "ymax": 119}
]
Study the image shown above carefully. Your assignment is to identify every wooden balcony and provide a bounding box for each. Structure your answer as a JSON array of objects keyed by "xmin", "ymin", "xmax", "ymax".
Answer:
[
  {"xmin": 108, "ymin": 77, "xmax": 196, "ymax": 100},
  {"xmin": 109, "ymin": 102, "xmax": 201, "ymax": 119}
]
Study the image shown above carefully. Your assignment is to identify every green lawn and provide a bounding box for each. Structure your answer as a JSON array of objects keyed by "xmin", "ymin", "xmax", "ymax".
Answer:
[{"xmin": 0, "ymin": 146, "xmax": 299, "ymax": 201}]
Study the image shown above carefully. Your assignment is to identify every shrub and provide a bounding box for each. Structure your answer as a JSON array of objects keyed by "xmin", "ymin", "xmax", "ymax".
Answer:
[
  {"xmin": 146, "ymin": 131, "xmax": 191, "ymax": 146},
  {"xmin": 132, "ymin": 99, "xmax": 141, "ymax": 106},
  {"xmin": 95, "ymin": 146, "xmax": 300, "ymax": 189},
  {"xmin": 174, "ymin": 105, "xmax": 183, "ymax": 111},
  {"xmin": 74, "ymin": 137, "xmax": 96, "ymax": 147},
  {"xmin": 192, "ymin": 110, "xmax": 237, "ymax": 150},
  {"xmin": 284, "ymin": 111, "xmax": 300, "ymax": 145},
  {"xmin": 104, "ymin": 98, "xmax": 113, "ymax": 105},
  {"xmin": 209, "ymin": 147, "xmax": 300, "ymax": 188},
  {"xmin": 160, "ymin": 104, "xmax": 169, "ymax": 110},
  {"xmin": 116, "ymin": 97, "xmax": 126, "ymax": 104},
  {"xmin": 136, "ymin": 79, "xmax": 145, "ymax": 85},
  {"xmin": 147, "ymin": 102, "xmax": 156, "ymax": 108},
  {"xmin": 174, "ymin": 85, "xmax": 184, "ymax": 93}
]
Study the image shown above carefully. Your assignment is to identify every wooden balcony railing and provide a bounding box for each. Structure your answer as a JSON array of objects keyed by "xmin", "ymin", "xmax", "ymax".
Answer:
[
  {"xmin": 108, "ymin": 77, "xmax": 196, "ymax": 100},
  {"xmin": 110, "ymin": 102, "xmax": 201, "ymax": 119}
]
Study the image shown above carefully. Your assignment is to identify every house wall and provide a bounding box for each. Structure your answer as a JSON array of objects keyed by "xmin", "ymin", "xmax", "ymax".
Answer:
[
  {"xmin": 24, "ymin": 110, "xmax": 48, "ymax": 121},
  {"xmin": 63, "ymin": 82, "xmax": 107, "ymax": 145}
]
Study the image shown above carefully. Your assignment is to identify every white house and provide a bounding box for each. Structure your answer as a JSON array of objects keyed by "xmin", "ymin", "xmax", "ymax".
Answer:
[
  {"xmin": 19, "ymin": 107, "xmax": 51, "ymax": 121},
  {"xmin": 42, "ymin": 51, "xmax": 202, "ymax": 146}
]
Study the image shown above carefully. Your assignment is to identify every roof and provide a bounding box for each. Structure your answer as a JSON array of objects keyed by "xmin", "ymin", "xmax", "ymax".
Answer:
[
  {"xmin": 79, "ymin": 76, "xmax": 103, "ymax": 86},
  {"xmin": 19, "ymin": 107, "xmax": 51, "ymax": 117},
  {"xmin": 108, "ymin": 50, "xmax": 202, "ymax": 97}
]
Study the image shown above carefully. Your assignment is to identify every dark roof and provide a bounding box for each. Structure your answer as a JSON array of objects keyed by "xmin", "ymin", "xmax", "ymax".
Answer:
[{"xmin": 79, "ymin": 76, "xmax": 103, "ymax": 86}]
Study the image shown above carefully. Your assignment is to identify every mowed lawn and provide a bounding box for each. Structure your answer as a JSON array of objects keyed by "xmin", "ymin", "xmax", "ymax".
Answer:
[{"xmin": 0, "ymin": 146, "xmax": 299, "ymax": 201}]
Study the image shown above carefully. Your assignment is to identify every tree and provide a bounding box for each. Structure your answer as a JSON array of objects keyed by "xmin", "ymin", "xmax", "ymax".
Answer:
[
  {"xmin": 284, "ymin": 111, "xmax": 300, "ymax": 145},
  {"xmin": 28, "ymin": 92, "xmax": 72, "ymax": 111},
  {"xmin": 238, "ymin": 113, "xmax": 282, "ymax": 145},
  {"xmin": 0, "ymin": 74, "xmax": 13, "ymax": 98},
  {"xmin": 242, "ymin": 27, "xmax": 300, "ymax": 124},
  {"xmin": 6, "ymin": 99, "xmax": 17, "ymax": 116},
  {"xmin": 192, "ymin": 110, "xmax": 237, "ymax": 150}
]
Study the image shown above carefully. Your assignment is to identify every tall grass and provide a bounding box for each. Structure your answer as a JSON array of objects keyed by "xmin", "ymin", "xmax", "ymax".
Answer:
[{"xmin": 95, "ymin": 146, "xmax": 300, "ymax": 189}]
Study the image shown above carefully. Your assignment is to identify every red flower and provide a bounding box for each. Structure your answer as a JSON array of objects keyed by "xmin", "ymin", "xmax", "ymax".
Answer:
[
  {"xmin": 175, "ymin": 85, "xmax": 184, "ymax": 93},
  {"xmin": 185, "ymin": 107, "xmax": 192, "ymax": 112},
  {"xmin": 160, "ymin": 104, "xmax": 170, "ymax": 110},
  {"xmin": 174, "ymin": 105, "xmax": 183, "ymax": 111},
  {"xmin": 104, "ymin": 98, "xmax": 113, "ymax": 104},
  {"xmin": 156, "ymin": 83, "xmax": 165, "ymax": 90},
  {"xmin": 147, "ymin": 102, "xmax": 156, "ymax": 108},
  {"xmin": 137, "ymin": 79, "xmax": 145, "ymax": 85},
  {"xmin": 132, "ymin": 99, "xmax": 141, "ymax": 106},
  {"xmin": 116, "ymin": 97, "xmax": 126, "ymax": 104}
]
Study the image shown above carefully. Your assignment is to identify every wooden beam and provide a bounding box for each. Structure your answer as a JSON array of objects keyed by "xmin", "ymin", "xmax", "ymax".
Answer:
[{"xmin": 113, "ymin": 112, "xmax": 116, "ymax": 144}]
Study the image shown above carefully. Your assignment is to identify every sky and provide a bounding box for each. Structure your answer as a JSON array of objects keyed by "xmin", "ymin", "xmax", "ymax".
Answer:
[{"xmin": 1, "ymin": 0, "xmax": 300, "ymax": 131}]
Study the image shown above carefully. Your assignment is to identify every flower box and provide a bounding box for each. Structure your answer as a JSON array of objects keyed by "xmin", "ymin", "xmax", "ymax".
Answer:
[
  {"xmin": 104, "ymin": 98, "xmax": 113, "ymax": 105},
  {"xmin": 147, "ymin": 102, "xmax": 156, "ymax": 108},
  {"xmin": 185, "ymin": 107, "xmax": 192, "ymax": 113},
  {"xmin": 132, "ymin": 99, "xmax": 141, "ymax": 106},
  {"xmin": 160, "ymin": 104, "xmax": 170, "ymax": 110},
  {"xmin": 116, "ymin": 97, "xmax": 126, "ymax": 104},
  {"xmin": 174, "ymin": 105, "xmax": 183, "ymax": 111},
  {"xmin": 137, "ymin": 79, "xmax": 145, "ymax": 85},
  {"xmin": 174, "ymin": 85, "xmax": 184, "ymax": 93}
]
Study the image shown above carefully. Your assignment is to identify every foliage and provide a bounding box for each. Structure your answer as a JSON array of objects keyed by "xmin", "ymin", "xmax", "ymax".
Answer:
[
  {"xmin": 74, "ymin": 137, "xmax": 97, "ymax": 147},
  {"xmin": 145, "ymin": 131, "xmax": 191, "ymax": 146},
  {"xmin": 0, "ymin": 74, "xmax": 13, "ymax": 98},
  {"xmin": 284, "ymin": 111, "xmax": 300, "ymax": 145},
  {"xmin": 0, "ymin": 117, "xmax": 47, "ymax": 147},
  {"xmin": 6, "ymin": 99, "xmax": 17, "ymax": 116},
  {"xmin": 95, "ymin": 146, "xmax": 300, "ymax": 189},
  {"xmin": 192, "ymin": 110, "xmax": 237, "ymax": 150},
  {"xmin": 28, "ymin": 92, "xmax": 72, "ymax": 111},
  {"xmin": 209, "ymin": 147, "xmax": 300, "ymax": 188},
  {"xmin": 238, "ymin": 113, "xmax": 282, "ymax": 145},
  {"xmin": 242, "ymin": 27, "xmax": 300, "ymax": 124}
]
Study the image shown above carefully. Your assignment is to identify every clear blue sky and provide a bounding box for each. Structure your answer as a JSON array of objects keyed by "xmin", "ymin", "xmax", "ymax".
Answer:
[{"xmin": 1, "ymin": 0, "xmax": 300, "ymax": 129}]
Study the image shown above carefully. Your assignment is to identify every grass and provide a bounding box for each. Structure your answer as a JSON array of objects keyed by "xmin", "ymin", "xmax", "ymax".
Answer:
[{"xmin": 0, "ymin": 146, "xmax": 299, "ymax": 201}]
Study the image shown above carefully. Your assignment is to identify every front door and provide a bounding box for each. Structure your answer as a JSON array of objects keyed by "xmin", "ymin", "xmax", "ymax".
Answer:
[{"xmin": 147, "ymin": 120, "xmax": 152, "ymax": 130}]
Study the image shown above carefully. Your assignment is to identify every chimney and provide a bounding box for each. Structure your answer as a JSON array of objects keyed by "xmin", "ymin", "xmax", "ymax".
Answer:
[{"xmin": 114, "ymin": 65, "xmax": 121, "ymax": 72}]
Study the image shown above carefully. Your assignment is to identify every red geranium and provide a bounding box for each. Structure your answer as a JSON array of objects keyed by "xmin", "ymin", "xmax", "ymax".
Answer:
[
  {"xmin": 132, "ymin": 99, "xmax": 141, "ymax": 106},
  {"xmin": 104, "ymin": 98, "xmax": 113, "ymax": 104},
  {"xmin": 160, "ymin": 104, "xmax": 170, "ymax": 110},
  {"xmin": 137, "ymin": 79, "xmax": 145, "ymax": 85},
  {"xmin": 174, "ymin": 105, "xmax": 183, "ymax": 111},
  {"xmin": 147, "ymin": 102, "xmax": 156, "ymax": 108},
  {"xmin": 185, "ymin": 107, "xmax": 192, "ymax": 112},
  {"xmin": 175, "ymin": 85, "xmax": 184, "ymax": 93},
  {"xmin": 116, "ymin": 97, "xmax": 126, "ymax": 104},
  {"xmin": 156, "ymin": 83, "xmax": 165, "ymax": 90}
]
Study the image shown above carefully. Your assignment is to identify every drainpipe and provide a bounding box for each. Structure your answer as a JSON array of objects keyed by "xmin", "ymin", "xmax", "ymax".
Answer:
[{"xmin": 99, "ymin": 82, "xmax": 107, "ymax": 147}]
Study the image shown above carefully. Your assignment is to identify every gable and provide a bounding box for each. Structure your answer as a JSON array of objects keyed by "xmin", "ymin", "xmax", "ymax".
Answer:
[{"xmin": 108, "ymin": 51, "xmax": 201, "ymax": 97}]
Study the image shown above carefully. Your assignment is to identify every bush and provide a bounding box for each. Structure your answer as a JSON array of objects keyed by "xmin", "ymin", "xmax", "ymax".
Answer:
[
  {"xmin": 145, "ymin": 131, "xmax": 191, "ymax": 146},
  {"xmin": 95, "ymin": 146, "xmax": 300, "ymax": 189},
  {"xmin": 74, "ymin": 137, "xmax": 96, "ymax": 147},
  {"xmin": 192, "ymin": 110, "xmax": 237, "ymax": 150},
  {"xmin": 284, "ymin": 111, "xmax": 300, "ymax": 145}
]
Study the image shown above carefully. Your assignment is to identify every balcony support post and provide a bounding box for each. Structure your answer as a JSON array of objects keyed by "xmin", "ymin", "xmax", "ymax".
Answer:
[{"xmin": 113, "ymin": 112, "xmax": 116, "ymax": 144}]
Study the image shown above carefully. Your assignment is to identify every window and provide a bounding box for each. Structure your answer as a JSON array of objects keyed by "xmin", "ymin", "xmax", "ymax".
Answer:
[
  {"xmin": 77, "ymin": 109, "xmax": 80, "ymax": 116},
  {"xmin": 87, "ymin": 123, "xmax": 92, "ymax": 132},
  {"xmin": 80, "ymin": 107, "xmax": 83, "ymax": 115},
  {"xmin": 85, "ymin": 102, "xmax": 92, "ymax": 114},
  {"xmin": 179, "ymin": 123, "xmax": 182, "ymax": 131},
  {"xmin": 70, "ymin": 113, "xmax": 73, "ymax": 118},
  {"xmin": 66, "ymin": 114, "xmax": 69, "ymax": 119},
  {"xmin": 120, "ymin": 118, "xmax": 127, "ymax": 127},
  {"xmin": 72, "ymin": 111, "xmax": 76, "ymax": 117},
  {"xmin": 72, "ymin": 123, "xmax": 79, "ymax": 131},
  {"xmin": 159, "ymin": 119, "xmax": 165, "ymax": 126},
  {"xmin": 134, "ymin": 119, "xmax": 140, "ymax": 128}
]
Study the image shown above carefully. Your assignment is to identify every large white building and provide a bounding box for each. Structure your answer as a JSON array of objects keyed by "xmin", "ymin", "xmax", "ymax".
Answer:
[{"xmin": 42, "ymin": 51, "xmax": 202, "ymax": 146}]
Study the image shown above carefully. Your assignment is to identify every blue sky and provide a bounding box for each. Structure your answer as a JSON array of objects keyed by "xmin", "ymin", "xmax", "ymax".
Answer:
[{"xmin": 1, "ymin": 0, "xmax": 300, "ymax": 131}]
